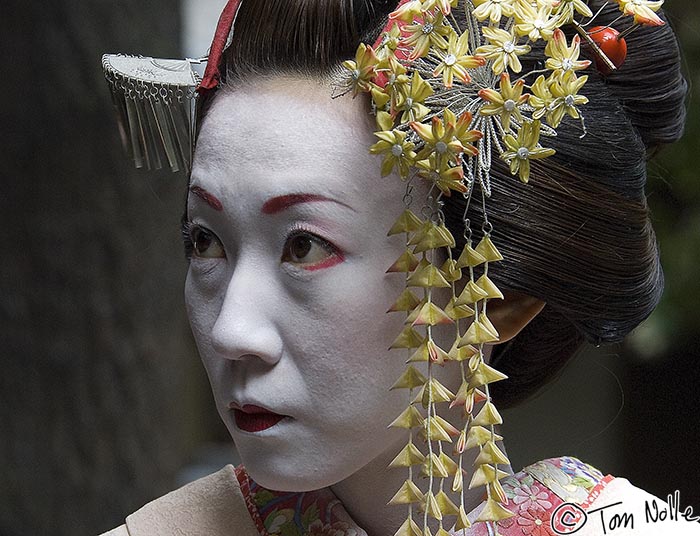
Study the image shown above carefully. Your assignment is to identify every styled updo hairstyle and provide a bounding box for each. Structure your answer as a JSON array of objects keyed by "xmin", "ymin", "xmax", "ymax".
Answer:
[{"xmin": 196, "ymin": 0, "xmax": 686, "ymax": 408}]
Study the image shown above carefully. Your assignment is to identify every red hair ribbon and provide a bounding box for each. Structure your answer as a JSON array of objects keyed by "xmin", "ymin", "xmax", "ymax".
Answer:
[{"xmin": 198, "ymin": 0, "xmax": 242, "ymax": 92}]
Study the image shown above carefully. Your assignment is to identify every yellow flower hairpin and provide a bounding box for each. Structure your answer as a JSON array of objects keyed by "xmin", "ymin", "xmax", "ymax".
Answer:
[{"xmin": 339, "ymin": 1, "xmax": 668, "ymax": 534}]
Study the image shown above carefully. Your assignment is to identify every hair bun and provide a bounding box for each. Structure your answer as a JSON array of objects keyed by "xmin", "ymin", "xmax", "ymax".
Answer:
[{"xmin": 590, "ymin": 2, "xmax": 687, "ymax": 154}]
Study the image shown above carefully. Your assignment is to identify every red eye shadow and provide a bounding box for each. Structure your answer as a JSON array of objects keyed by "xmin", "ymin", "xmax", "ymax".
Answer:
[{"xmin": 303, "ymin": 254, "xmax": 345, "ymax": 272}]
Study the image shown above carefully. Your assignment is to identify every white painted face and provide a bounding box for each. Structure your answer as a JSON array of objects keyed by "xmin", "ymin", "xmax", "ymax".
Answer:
[{"xmin": 185, "ymin": 77, "xmax": 426, "ymax": 491}]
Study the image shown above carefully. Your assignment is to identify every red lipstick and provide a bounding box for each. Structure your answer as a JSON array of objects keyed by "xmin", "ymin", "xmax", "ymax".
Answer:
[{"xmin": 232, "ymin": 404, "xmax": 286, "ymax": 433}]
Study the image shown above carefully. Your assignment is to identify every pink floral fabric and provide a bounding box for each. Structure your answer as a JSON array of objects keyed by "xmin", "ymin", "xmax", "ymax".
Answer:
[
  {"xmin": 235, "ymin": 466, "xmax": 364, "ymax": 536},
  {"xmin": 235, "ymin": 457, "xmax": 612, "ymax": 536},
  {"xmin": 463, "ymin": 457, "xmax": 611, "ymax": 536}
]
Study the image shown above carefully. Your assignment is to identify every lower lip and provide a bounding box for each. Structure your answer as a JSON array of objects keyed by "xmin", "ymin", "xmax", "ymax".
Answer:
[{"xmin": 233, "ymin": 405, "xmax": 287, "ymax": 433}]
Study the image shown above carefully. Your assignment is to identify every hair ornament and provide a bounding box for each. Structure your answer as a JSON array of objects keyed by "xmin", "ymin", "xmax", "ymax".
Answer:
[
  {"xmin": 199, "ymin": 0, "xmax": 242, "ymax": 91},
  {"xmin": 101, "ymin": 54, "xmax": 202, "ymax": 172},
  {"xmin": 340, "ymin": 0, "xmax": 666, "ymax": 534},
  {"xmin": 586, "ymin": 25, "xmax": 628, "ymax": 72},
  {"xmin": 102, "ymin": 0, "xmax": 243, "ymax": 173}
]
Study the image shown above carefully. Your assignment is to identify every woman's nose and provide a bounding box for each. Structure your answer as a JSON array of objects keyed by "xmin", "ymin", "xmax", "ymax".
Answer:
[{"xmin": 209, "ymin": 262, "xmax": 283, "ymax": 365}]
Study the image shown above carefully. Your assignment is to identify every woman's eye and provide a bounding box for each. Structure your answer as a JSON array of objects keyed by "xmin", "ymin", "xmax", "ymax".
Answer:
[
  {"xmin": 282, "ymin": 232, "xmax": 339, "ymax": 266},
  {"xmin": 191, "ymin": 226, "xmax": 225, "ymax": 259}
]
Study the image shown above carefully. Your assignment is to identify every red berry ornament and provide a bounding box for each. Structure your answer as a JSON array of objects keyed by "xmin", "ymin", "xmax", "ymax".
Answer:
[{"xmin": 587, "ymin": 26, "xmax": 628, "ymax": 75}]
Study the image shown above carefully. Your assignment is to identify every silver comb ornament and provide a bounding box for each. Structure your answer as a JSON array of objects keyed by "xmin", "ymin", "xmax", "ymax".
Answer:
[{"xmin": 102, "ymin": 54, "xmax": 202, "ymax": 173}]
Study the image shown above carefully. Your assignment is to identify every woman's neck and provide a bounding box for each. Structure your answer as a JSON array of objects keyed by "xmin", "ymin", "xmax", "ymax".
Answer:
[
  {"xmin": 331, "ymin": 432, "xmax": 511, "ymax": 536},
  {"xmin": 330, "ymin": 440, "xmax": 407, "ymax": 536}
]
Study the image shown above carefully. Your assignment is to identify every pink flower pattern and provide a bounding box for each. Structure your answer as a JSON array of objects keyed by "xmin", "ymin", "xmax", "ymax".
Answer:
[
  {"xmin": 512, "ymin": 482, "xmax": 553, "ymax": 513},
  {"xmin": 517, "ymin": 508, "xmax": 555, "ymax": 536}
]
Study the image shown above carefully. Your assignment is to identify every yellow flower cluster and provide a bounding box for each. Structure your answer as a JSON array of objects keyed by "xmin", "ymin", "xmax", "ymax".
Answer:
[{"xmin": 343, "ymin": 0, "xmax": 591, "ymax": 187}]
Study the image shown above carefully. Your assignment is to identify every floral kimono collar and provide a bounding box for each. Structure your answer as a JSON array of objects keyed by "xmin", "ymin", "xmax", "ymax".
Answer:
[{"xmin": 234, "ymin": 457, "xmax": 609, "ymax": 536}]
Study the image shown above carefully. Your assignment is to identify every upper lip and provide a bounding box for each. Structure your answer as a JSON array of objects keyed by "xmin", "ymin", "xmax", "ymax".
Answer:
[{"xmin": 228, "ymin": 401, "xmax": 282, "ymax": 415}]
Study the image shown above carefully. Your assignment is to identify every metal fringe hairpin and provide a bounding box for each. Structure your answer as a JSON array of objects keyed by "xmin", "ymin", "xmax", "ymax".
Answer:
[
  {"xmin": 102, "ymin": 55, "xmax": 202, "ymax": 173},
  {"xmin": 101, "ymin": 0, "xmax": 241, "ymax": 173},
  {"xmin": 339, "ymin": 0, "xmax": 665, "ymax": 535}
]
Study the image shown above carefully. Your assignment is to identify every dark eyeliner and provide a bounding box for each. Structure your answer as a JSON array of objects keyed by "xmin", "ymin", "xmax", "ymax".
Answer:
[
  {"xmin": 286, "ymin": 225, "xmax": 338, "ymax": 255},
  {"xmin": 181, "ymin": 219, "xmax": 194, "ymax": 260}
]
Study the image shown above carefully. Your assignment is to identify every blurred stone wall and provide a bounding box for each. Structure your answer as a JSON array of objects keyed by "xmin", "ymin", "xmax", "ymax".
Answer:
[{"xmin": 0, "ymin": 1, "xmax": 211, "ymax": 535}]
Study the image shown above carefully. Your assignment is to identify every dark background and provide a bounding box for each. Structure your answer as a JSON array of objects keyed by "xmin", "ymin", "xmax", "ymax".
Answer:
[{"xmin": 1, "ymin": 1, "xmax": 699, "ymax": 535}]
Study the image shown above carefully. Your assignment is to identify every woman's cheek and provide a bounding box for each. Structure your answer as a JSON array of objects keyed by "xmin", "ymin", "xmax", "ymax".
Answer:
[
  {"xmin": 185, "ymin": 266, "xmax": 226, "ymax": 348},
  {"xmin": 186, "ymin": 259, "xmax": 228, "ymax": 295},
  {"xmin": 185, "ymin": 260, "xmax": 231, "ymax": 342}
]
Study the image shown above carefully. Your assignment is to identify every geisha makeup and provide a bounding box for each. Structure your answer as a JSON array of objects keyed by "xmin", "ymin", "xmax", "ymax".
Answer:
[{"xmin": 184, "ymin": 77, "xmax": 458, "ymax": 492}]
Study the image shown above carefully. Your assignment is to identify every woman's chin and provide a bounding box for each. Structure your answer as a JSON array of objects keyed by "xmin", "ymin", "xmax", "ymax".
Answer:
[
  {"xmin": 231, "ymin": 427, "xmax": 395, "ymax": 492},
  {"xmin": 239, "ymin": 450, "xmax": 347, "ymax": 492},
  {"xmin": 239, "ymin": 443, "xmax": 411, "ymax": 493}
]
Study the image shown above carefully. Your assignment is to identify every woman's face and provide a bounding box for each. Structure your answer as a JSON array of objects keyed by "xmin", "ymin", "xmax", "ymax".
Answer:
[{"xmin": 185, "ymin": 77, "xmax": 424, "ymax": 491}]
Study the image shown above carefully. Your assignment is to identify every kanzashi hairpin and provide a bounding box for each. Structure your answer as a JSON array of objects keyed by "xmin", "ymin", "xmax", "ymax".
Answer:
[
  {"xmin": 102, "ymin": 55, "xmax": 204, "ymax": 173},
  {"xmin": 339, "ymin": 0, "xmax": 666, "ymax": 534}
]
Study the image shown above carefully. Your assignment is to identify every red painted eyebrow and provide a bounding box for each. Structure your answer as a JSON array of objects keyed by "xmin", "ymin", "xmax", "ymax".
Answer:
[
  {"xmin": 261, "ymin": 194, "xmax": 351, "ymax": 215},
  {"xmin": 189, "ymin": 186, "xmax": 224, "ymax": 211}
]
